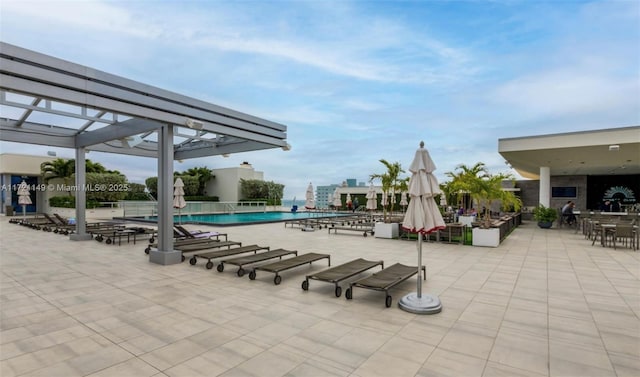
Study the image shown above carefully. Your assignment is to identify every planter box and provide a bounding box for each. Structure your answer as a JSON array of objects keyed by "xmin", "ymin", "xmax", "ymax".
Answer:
[
  {"xmin": 374, "ymin": 222, "xmax": 399, "ymax": 239},
  {"xmin": 472, "ymin": 227, "xmax": 500, "ymax": 247},
  {"xmin": 458, "ymin": 215, "xmax": 476, "ymax": 227}
]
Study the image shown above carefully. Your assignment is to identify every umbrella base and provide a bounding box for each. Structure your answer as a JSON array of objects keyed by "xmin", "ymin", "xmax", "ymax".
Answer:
[{"xmin": 398, "ymin": 292, "xmax": 442, "ymax": 314}]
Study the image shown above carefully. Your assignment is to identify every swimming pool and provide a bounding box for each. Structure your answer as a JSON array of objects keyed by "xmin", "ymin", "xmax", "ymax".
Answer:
[{"xmin": 144, "ymin": 211, "xmax": 350, "ymax": 226}]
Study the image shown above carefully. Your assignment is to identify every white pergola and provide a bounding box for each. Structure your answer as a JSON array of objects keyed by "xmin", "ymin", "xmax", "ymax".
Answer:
[{"xmin": 0, "ymin": 42, "xmax": 290, "ymax": 265}]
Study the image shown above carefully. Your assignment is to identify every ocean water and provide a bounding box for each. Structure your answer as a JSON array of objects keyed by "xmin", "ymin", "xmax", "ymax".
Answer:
[{"xmin": 281, "ymin": 199, "xmax": 304, "ymax": 208}]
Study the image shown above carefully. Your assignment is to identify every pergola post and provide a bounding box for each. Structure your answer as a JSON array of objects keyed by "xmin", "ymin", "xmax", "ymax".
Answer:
[
  {"xmin": 149, "ymin": 124, "xmax": 181, "ymax": 265},
  {"xmin": 70, "ymin": 147, "xmax": 92, "ymax": 241}
]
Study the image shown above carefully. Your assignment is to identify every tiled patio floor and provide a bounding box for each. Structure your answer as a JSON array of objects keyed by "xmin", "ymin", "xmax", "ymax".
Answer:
[{"xmin": 1, "ymin": 218, "xmax": 638, "ymax": 376}]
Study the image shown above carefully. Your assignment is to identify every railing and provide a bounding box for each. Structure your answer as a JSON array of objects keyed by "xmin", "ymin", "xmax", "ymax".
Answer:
[{"xmin": 120, "ymin": 200, "xmax": 267, "ymax": 218}]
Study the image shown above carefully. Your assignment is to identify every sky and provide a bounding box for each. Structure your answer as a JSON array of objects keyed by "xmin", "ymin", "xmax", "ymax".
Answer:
[{"xmin": 1, "ymin": 0, "xmax": 638, "ymax": 200}]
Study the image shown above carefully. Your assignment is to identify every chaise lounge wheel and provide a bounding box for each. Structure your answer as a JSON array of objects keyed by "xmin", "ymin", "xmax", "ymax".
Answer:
[
  {"xmin": 181, "ymin": 255, "xmax": 186, "ymax": 262},
  {"xmin": 189, "ymin": 257, "xmax": 197, "ymax": 265},
  {"xmin": 144, "ymin": 247, "xmax": 150, "ymax": 254},
  {"xmin": 237, "ymin": 268, "xmax": 245, "ymax": 277},
  {"xmin": 363, "ymin": 232, "xmax": 367, "ymax": 237},
  {"xmin": 335, "ymin": 286, "xmax": 342, "ymax": 297},
  {"xmin": 205, "ymin": 261, "xmax": 213, "ymax": 270},
  {"xmin": 106, "ymin": 238, "xmax": 112, "ymax": 245},
  {"xmin": 149, "ymin": 237, "xmax": 154, "ymax": 243},
  {"xmin": 274, "ymin": 275, "xmax": 282, "ymax": 285},
  {"xmin": 96, "ymin": 235, "xmax": 103, "ymax": 242},
  {"xmin": 217, "ymin": 264, "xmax": 224, "ymax": 272},
  {"xmin": 249, "ymin": 270, "xmax": 256, "ymax": 280},
  {"xmin": 345, "ymin": 288, "xmax": 353, "ymax": 300},
  {"xmin": 301, "ymin": 280, "xmax": 309, "ymax": 291},
  {"xmin": 385, "ymin": 295, "xmax": 392, "ymax": 308}
]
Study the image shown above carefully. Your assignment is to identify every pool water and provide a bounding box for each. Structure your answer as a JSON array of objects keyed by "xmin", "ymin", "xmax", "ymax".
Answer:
[{"xmin": 148, "ymin": 211, "xmax": 348, "ymax": 225}]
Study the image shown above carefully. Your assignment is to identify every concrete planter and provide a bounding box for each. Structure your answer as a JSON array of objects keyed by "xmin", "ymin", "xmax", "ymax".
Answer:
[
  {"xmin": 472, "ymin": 227, "xmax": 500, "ymax": 247},
  {"xmin": 374, "ymin": 222, "xmax": 399, "ymax": 239}
]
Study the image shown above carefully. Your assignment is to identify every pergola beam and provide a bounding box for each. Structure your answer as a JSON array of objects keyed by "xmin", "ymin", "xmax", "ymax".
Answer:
[{"xmin": 75, "ymin": 118, "xmax": 161, "ymax": 148}]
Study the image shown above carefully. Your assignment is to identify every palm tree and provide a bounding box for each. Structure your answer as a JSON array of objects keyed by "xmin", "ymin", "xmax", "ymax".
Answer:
[
  {"xmin": 446, "ymin": 162, "xmax": 521, "ymax": 228},
  {"xmin": 445, "ymin": 162, "xmax": 488, "ymax": 210},
  {"xmin": 370, "ymin": 159, "xmax": 405, "ymax": 222},
  {"xmin": 41, "ymin": 158, "xmax": 75, "ymax": 196},
  {"xmin": 182, "ymin": 167, "xmax": 213, "ymax": 196}
]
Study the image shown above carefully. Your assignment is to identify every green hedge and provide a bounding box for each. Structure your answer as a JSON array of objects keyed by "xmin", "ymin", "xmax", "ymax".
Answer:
[
  {"xmin": 49, "ymin": 196, "xmax": 100, "ymax": 209},
  {"xmin": 185, "ymin": 196, "xmax": 218, "ymax": 201}
]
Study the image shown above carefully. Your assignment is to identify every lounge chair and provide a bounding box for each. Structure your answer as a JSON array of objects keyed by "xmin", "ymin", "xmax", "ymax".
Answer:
[
  {"xmin": 174, "ymin": 225, "xmax": 227, "ymax": 240},
  {"xmin": 302, "ymin": 258, "xmax": 384, "ymax": 297},
  {"xmin": 249, "ymin": 253, "xmax": 331, "ymax": 285},
  {"xmin": 327, "ymin": 223, "xmax": 374, "ymax": 237},
  {"xmin": 177, "ymin": 240, "xmax": 241, "ymax": 253},
  {"xmin": 216, "ymin": 248, "xmax": 297, "ymax": 277},
  {"xmin": 90, "ymin": 225, "xmax": 156, "ymax": 245},
  {"xmin": 345, "ymin": 263, "xmax": 426, "ymax": 308},
  {"xmin": 145, "ymin": 236, "xmax": 217, "ymax": 254},
  {"xmin": 188, "ymin": 244, "xmax": 270, "ymax": 269}
]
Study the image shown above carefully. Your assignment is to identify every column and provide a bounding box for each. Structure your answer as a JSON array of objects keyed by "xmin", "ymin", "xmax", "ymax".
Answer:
[
  {"xmin": 149, "ymin": 124, "xmax": 181, "ymax": 265},
  {"xmin": 70, "ymin": 147, "xmax": 92, "ymax": 241},
  {"xmin": 539, "ymin": 166, "xmax": 551, "ymax": 207}
]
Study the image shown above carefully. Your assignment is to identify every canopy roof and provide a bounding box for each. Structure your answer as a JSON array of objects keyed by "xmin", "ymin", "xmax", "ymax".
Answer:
[
  {"xmin": 0, "ymin": 42, "xmax": 289, "ymax": 159},
  {"xmin": 499, "ymin": 126, "xmax": 639, "ymax": 179}
]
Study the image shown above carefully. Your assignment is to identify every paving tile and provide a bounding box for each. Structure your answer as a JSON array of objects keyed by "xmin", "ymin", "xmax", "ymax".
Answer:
[
  {"xmin": 438, "ymin": 322, "xmax": 497, "ymax": 359},
  {"xmin": 482, "ymin": 361, "xmax": 548, "ymax": 377},
  {"xmin": 1, "ymin": 220, "xmax": 639, "ymax": 377},
  {"xmin": 549, "ymin": 339, "xmax": 615, "ymax": 376},
  {"xmin": 488, "ymin": 327, "xmax": 548, "ymax": 376},
  {"xmin": 417, "ymin": 347, "xmax": 487, "ymax": 377}
]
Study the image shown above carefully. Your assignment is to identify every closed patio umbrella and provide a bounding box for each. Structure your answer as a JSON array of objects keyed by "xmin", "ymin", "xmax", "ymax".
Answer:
[
  {"xmin": 173, "ymin": 177, "xmax": 186, "ymax": 224},
  {"xmin": 399, "ymin": 141, "xmax": 446, "ymax": 314},
  {"xmin": 346, "ymin": 193, "xmax": 352, "ymax": 210},
  {"xmin": 400, "ymin": 191, "xmax": 408, "ymax": 212},
  {"xmin": 17, "ymin": 180, "xmax": 32, "ymax": 218},
  {"xmin": 304, "ymin": 182, "xmax": 315, "ymax": 210},
  {"xmin": 332, "ymin": 188, "xmax": 342, "ymax": 209},
  {"xmin": 366, "ymin": 184, "xmax": 377, "ymax": 211}
]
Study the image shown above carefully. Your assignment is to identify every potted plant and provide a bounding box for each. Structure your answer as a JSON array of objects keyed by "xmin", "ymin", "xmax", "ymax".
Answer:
[
  {"xmin": 532, "ymin": 204, "xmax": 557, "ymax": 228},
  {"xmin": 446, "ymin": 163, "xmax": 522, "ymax": 247},
  {"xmin": 370, "ymin": 159, "xmax": 405, "ymax": 238}
]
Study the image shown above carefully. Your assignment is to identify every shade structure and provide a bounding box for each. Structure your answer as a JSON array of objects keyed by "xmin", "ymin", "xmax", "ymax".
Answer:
[
  {"xmin": 366, "ymin": 184, "xmax": 377, "ymax": 211},
  {"xmin": 332, "ymin": 188, "xmax": 342, "ymax": 209},
  {"xmin": 17, "ymin": 180, "xmax": 32, "ymax": 218},
  {"xmin": 304, "ymin": 182, "xmax": 315, "ymax": 209},
  {"xmin": 399, "ymin": 141, "xmax": 446, "ymax": 315},
  {"xmin": 173, "ymin": 177, "xmax": 186, "ymax": 224}
]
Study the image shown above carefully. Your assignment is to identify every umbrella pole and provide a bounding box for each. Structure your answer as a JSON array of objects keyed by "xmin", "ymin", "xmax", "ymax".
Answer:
[
  {"xmin": 417, "ymin": 234, "xmax": 422, "ymax": 298},
  {"xmin": 22, "ymin": 205, "xmax": 26, "ymax": 218}
]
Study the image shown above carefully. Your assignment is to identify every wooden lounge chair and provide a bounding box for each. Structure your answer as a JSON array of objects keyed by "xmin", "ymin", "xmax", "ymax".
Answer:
[
  {"xmin": 302, "ymin": 258, "xmax": 384, "ymax": 297},
  {"xmin": 249, "ymin": 253, "xmax": 331, "ymax": 285},
  {"xmin": 216, "ymin": 248, "xmax": 297, "ymax": 277},
  {"xmin": 345, "ymin": 263, "xmax": 426, "ymax": 308},
  {"xmin": 189, "ymin": 245, "xmax": 270, "ymax": 269}
]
